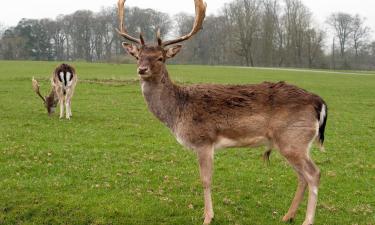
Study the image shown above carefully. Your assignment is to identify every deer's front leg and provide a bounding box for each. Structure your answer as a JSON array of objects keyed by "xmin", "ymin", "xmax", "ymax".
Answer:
[
  {"xmin": 197, "ymin": 146, "xmax": 214, "ymax": 225},
  {"xmin": 68, "ymin": 99, "xmax": 72, "ymax": 117}
]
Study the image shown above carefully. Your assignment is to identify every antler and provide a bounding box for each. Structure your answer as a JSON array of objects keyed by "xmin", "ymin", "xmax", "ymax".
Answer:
[
  {"xmin": 162, "ymin": 0, "xmax": 207, "ymax": 47},
  {"xmin": 32, "ymin": 77, "xmax": 46, "ymax": 103},
  {"xmin": 116, "ymin": 0, "xmax": 206, "ymax": 46},
  {"xmin": 116, "ymin": 0, "xmax": 145, "ymax": 45}
]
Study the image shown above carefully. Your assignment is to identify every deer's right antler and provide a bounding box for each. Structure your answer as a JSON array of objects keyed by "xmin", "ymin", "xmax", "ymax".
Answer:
[
  {"xmin": 161, "ymin": 0, "xmax": 207, "ymax": 47},
  {"xmin": 32, "ymin": 77, "xmax": 46, "ymax": 103},
  {"xmin": 116, "ymin": 0, "xmax": 145, "ymax": 45}
]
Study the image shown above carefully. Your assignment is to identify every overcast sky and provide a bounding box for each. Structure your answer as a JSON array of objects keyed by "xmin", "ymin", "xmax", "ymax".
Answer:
[{"xmin": 1, "ymin": 0, "xmax": 374, "ymax": 33}]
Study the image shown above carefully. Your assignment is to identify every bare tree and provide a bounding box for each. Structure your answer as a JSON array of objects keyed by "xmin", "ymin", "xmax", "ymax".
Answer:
[
  {"xmin": 0, "ymin": 23, "xmax": 5, "ymax": 59},
  {"xmin": 370, "ymin": 41, "xmax": 375, "ymax": 68},
  {"xmin": 69, "ymin": 10, "xmax": 94, "ymax": 61},
  {"xmin": 0, "ymin": 29, "xmax": 26, "ymax": 59},
  {"xmin": 40, "ymin": 18, "xmax": 66, "ymax": 60},
  {"xmin": 92, "ymin": 13, "xmax": 106, "ymax": 60},
  {"xmin": 283, "ymin": 0, "xmax": 312, "ymax": 66},
  {"xmin": 327, "ymin": 12, "xmax": 353, "ymax": 57},
  {"xmin": 0, "ymin": 22, "xmax": 5, "ymax": 38},
  {"xmin": 205, "ymin": 15, "xmax": 232, "ymax": 64},
  {"xmin": 271, "ymin": 1, "xmax": 286, "ymax": 66},
  {"xmin": 13, "ymin": 19, "xmax": 52, "ymax": 60},
  {"xmin": 226, "ymin": 0, "xmax": 262, "ymax": 66},
  {"xmin": 150, "ymin": 11, "xmax": 172, "ymax": 38},
  {"xmin": 351, "ymin": 14, "xmax": 371, "ymax": 57},
  {"xmin": 261, "ymin": 0, "xmax": 279, "ymax": 66},
  {"xmin": 97, "ymin": 7, "xmax": 117, "ymax": 61},
  {"xmin": 305, "ymin": 28, "xmax": 324, "ymax": 67},
  {"xmin": 60, "ymin": 14, "xmax": 73, "ymax": 60}
]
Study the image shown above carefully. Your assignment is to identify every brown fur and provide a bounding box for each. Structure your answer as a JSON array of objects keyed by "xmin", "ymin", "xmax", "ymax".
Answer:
[
  {"xmin": 132, "ymin": 55, "xmax": 327, "ymax": 225},
  {"xmin": 117, "ymin": 0, "xmax": 327, "ymax": 224},
  {"xmin": 172, "ymin": 81, "xmax": 324, "ymax": 148}
]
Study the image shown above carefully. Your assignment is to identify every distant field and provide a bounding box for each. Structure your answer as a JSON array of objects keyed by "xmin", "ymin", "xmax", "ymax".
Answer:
[{"xmin": 0, "ymin": 60, "xmax": 374, "ymax": 225}]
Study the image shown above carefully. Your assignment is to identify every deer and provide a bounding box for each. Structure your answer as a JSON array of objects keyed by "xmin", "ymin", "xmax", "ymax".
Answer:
[
  {"xmin": 116, "ymin": 0, "xmax": 328, "ymax": 224},
  {"xmin": 32, "ymin": 63, "xmax": 77, "ymax": 119}
]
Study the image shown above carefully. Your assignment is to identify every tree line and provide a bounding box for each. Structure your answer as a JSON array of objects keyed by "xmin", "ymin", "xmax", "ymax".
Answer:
[{"xmin": 0, "ymin": 0, "xmax": 374, "ymax": 69}]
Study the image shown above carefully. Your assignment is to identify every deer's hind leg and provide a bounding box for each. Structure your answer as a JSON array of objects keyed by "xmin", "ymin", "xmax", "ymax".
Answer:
[
  {"xmin": 300, "ymin": 157, "xmax": 320, "ymax": 225},
  {"xmin": 65, "ymin": 92, "xmax": 72, "ymax": 119},
  {"xmin": 277, "ymin": 125, "xmax": 320, "ymax": 225},
  {"xmin": 282, "ymin": 169, "xmax": 307, "ymax": 222},
  {"xmin": 67, "ymin": 85, "xmax": 76, "ymax": 118},
  {"xmin": 57, "ymin": 93, "xmax": 65, "ymax": 119}
]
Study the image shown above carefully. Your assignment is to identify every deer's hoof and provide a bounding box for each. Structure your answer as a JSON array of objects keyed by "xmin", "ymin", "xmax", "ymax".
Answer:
[
  {"xmin": 302, "ymin": 220, "xmax": 313, "ymax": 225},
  {"xmin": 203, "ymin": 219, "xmax": 212, "ymax": 225},
  {"xmin": 282, "ymin": 214, "xmax": 295, "ymax": 223},
  {"xmin": 203, "ymin": 214, "xmax": 214, "ymax": 225}
]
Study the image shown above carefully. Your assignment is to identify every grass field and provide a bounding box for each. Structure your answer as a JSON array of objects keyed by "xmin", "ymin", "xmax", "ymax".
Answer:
[{"xmin": 0, "ymin": 60, "xmax": 374, "ymax": 225}]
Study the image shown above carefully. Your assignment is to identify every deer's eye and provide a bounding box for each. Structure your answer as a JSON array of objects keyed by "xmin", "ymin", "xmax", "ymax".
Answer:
[
  {"xmin": 157, "ymin": 57, "xmax": 163, "ymax": 62},
  {"xmin": 135, "ymin": 56, "xmax": 139, "ymax": 60}
]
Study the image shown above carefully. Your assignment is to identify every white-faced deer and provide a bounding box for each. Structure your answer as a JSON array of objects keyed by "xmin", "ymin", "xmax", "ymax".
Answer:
[
  {"xmin": 32, "ymin": 63, "xmax": 77, "ymax": 119},
  {"xmin": 117, "ymin": 0, "xmax": 327, "ymax": 224}
]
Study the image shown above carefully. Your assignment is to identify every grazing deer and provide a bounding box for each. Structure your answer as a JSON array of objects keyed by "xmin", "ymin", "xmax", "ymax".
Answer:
[
  {"xmin": 32, "ymin": 63, "xmax": 77, "ymax": 119},
  {"xmin": 116, "ymin": 0, "xmax": 327, "ymax": 224}
]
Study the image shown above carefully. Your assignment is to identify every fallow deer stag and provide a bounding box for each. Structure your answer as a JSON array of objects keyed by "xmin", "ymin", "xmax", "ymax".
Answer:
[
  {"xmin": 117, "ymin": 0, "xmax": 327, "ymax": 224},
  {"xmin": 32, "ymin": 63, "xmax": 77, "ymax": 119}
]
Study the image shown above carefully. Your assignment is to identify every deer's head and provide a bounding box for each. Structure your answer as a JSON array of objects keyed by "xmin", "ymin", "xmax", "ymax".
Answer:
[
  {"xmin": 117, "ymin": 0, "xmax": 206, "ymax": 81},
  {"xmin": 32, "ymin": 78, "xmax": 58, "ymax": 116},
  {"xmin": 45, "ymin": 94, "xmax": 58, "ymax": 115}
]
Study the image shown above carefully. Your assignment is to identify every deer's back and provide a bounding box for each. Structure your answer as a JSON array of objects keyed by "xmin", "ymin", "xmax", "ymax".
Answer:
[{"xmin": 173, "ymin": 81, "xmax": 325, "ymax": 149}]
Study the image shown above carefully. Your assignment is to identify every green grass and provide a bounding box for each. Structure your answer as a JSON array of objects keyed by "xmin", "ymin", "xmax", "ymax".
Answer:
[{"xmin": 0, "ymin": 60, "xmax": 374, "ymax": 225}]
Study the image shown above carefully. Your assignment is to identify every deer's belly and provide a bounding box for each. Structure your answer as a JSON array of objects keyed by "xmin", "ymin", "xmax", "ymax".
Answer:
[
  {"xmin": 214, "ymin": 136, "xmax": 268, "ymax": 150},
  {"xmin": 174, "ymin": 131, "xmax": 268, "ymax": 151}
]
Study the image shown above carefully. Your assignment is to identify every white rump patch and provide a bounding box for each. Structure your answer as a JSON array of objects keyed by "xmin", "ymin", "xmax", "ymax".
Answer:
[
  {"xmin": 66, "ymin": 72, "xmax": 72, "ymax": 86},
  {"xmin": 59, "ymin": 72, "xmax": 65, "ymax": 84}
]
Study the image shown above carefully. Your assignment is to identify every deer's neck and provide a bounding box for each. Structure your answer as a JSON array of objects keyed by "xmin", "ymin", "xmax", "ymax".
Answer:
[
  {"xmin": 140, "ymin": 68, "xmax": 180, "ymax": 129},
  {"xmin": 51, "ymin": 88, "xmax": 59, "ymax": 100},
  {"xmin": 47, "ymin": 87, "xmax": 59, "ymax": 105},
  {"xmin": 48, "ymin": 89, "xmax": 54, "ymax": 98}
]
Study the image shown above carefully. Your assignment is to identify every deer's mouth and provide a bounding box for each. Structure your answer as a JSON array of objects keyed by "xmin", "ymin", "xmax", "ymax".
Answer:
[{"xmin": 138, "ymin": 73, "xmax": 152, "ymax": 79}]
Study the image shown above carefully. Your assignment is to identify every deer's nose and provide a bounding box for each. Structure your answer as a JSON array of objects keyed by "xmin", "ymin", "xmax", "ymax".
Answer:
[{"xmin": 138, "ymin": 67, "xmax": 148, "ymax": 75}]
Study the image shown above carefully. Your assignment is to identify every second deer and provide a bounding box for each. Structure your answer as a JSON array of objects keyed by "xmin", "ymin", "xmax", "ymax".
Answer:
[{"xmin": 32, "ymin": 63, "xmax": 77, "ymax": 119}]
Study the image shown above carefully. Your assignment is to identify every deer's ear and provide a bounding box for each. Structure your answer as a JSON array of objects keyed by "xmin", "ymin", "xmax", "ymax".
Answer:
[
  {"xmin": 166, "ymin": 45, "xmax": 182, "ymax": 59},
  {"xmin": 122, "ymin": 42, "xmax": 139, "ymax": 59}
]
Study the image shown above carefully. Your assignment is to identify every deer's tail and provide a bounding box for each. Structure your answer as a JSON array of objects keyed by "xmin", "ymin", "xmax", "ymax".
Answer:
[{"xmin": 317, "ymin": 102, "xmax": 328, "ymax": 151}]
